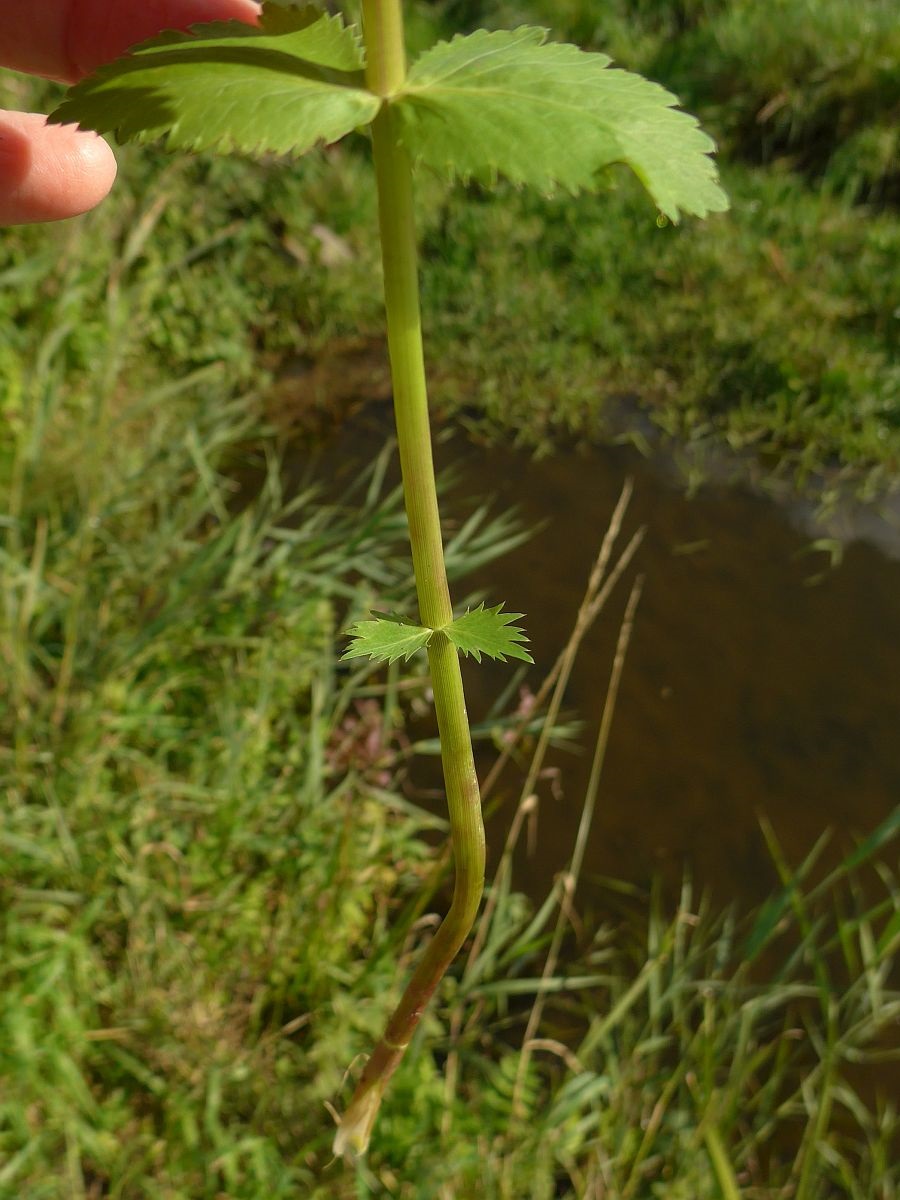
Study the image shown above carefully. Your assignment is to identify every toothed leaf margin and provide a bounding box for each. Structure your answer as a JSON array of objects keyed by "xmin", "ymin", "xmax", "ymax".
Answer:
[
  {"xmin": 444, "ymin": 603, "xmax": 533, "ymax": 664},
  {"xmin": 49, "ymin": 4, "xmax": 379, "ymax": 158},
  {"xmin": 343, "ymin": 613, "xmax": 432, "ymax": 664}
]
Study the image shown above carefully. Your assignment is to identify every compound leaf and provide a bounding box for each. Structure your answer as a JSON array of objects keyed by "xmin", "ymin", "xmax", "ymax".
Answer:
[
  {"xmin": 445, "ymin": 603, "xmax": 533, "ymax": 664},
  {"xmin": 398, "ymin": 27, "xmax": 728, "ymax": 220},
  {"xmin": 50, "ymin": 3, "xmax": 379, "ymax": 158},
  {"xmin": 343, "ymin": 613, "xmax": 432, "ymax": 664}
]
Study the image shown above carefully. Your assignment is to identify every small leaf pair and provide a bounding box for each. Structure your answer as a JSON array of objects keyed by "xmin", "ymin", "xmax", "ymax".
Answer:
[{"xmin": 343, "ymin": 603, "xmax": 533, "ymax": 666}]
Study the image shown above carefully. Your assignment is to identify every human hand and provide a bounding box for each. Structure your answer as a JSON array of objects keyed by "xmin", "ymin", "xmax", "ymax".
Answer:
[{"xmin": 0, "ymin": 0, "xmax": 260, "ymax": 225}]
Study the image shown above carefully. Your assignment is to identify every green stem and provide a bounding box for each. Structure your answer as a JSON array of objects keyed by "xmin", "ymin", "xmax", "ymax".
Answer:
[{"xmin": 334, "ymin": 0, "xmax": 485, "ymax": 1158}]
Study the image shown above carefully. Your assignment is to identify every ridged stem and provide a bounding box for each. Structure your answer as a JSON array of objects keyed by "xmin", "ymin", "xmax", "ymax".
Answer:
[{"xmin": 333, "ymin": 0, "xmax": 485, "ymax": 1158}]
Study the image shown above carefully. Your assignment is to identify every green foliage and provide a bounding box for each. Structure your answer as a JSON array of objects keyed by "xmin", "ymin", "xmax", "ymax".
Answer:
[
  {"xmin": 398, "ymin": 27, "xmax": 728, "ymax": 219},
  {"xmin": 31, "ymin": 4, "xmax": 897, "ymax": 495},
  {"xmin": 51, "ymin": 3, "xmax": 726, "ymax": 224},
  {"xmin": 654, "ymin": 0, "xmax": 900, "ymax": 186},
  {"xmin": 51, "ymin": 5, "xmax": 378, "ymax": 156},
  {"xmin": 343, "ymin": 603, "xmax": 532, "ymax": 665},
  {"xmin": 444, "ymin": 602, "xmax": 533, "ymax": 663},
  {"xmin": 449, "ymin": 0, "xmax": 899, "ymax": 200},
  {"xmin": 343, "ymin": 611, "xmax": 432, "ymax": 663}
]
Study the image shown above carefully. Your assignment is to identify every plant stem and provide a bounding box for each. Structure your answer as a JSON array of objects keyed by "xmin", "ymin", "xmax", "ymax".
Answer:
[{"xmin": 334, "ymin": 0, "xmax": 485, "ymax": 1158}]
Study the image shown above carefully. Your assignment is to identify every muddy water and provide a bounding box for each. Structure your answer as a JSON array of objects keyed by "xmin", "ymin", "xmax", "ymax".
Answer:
[
  {"xmin": 317, "ymin": 410, "xmax": 900, "ymax": 909},
  {"xmin": 452, "ymin": 441, "xmax": 900, "ymax": 910}
]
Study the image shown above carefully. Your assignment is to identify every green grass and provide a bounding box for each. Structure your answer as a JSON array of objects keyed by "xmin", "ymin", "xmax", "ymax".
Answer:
[
  {"xmin": 6, "ymin": 0, "xmax": 900, "ymax": 499},
  {"xmin": 2, "ymin": 280, "xmax": 898, "ymax": 1190},
  {"xmin": 418, "ymin": 162, "xmax": 900, "ymax": 490}
]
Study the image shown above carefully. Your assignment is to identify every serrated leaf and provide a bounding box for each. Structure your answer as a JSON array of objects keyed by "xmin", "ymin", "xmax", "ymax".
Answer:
[
  {"xmin": 343, "ymin": 614, "xmax": 432, "ymax": 664},
  {"xmin": 444, "ymin": 603, "xmax": 533, "ymax": 664},
  {"xmin": 397, "ymin": 27, "xmax": 728, "ymax": 220},
  {"xmin": 49, "ymin": 3, "xmax": 379, "ymax": 158}
]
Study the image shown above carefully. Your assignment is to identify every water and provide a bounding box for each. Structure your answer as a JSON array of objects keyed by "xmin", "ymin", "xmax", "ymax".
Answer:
[
  {"xmin": 448, "ymin": 436, "xmax": 900, "ymax": 909},
  {"xmin": 312, "ymin": 405, "xmax": 900, "ymax": 909}
]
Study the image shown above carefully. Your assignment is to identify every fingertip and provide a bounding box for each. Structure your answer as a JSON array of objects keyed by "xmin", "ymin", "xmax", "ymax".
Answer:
[
  {"xmin": 68, "ymin": 0, "xmax": 263, "ymax": 78},
  {"xmin": 0, "ymin": 112, "xmax": 117, "ymax": 225}
]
